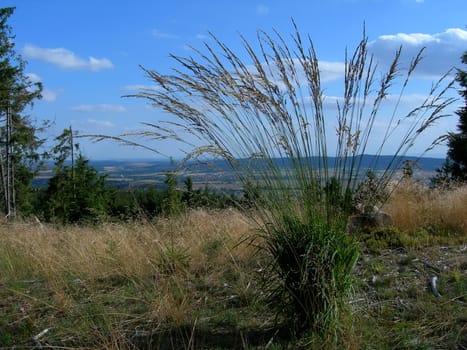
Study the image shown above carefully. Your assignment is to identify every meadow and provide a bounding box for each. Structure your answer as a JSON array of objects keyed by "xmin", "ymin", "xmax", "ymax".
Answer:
[
  {"xmin": 1, "ymin": 21, "xmax": 465, "ymax": 349},
  {"xmin": 1, "ymin": 180, "xmax": 466, "ymax": 349}
]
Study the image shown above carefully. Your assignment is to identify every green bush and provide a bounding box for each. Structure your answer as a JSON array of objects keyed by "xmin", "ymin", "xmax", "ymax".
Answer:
[{"xmin": 44, "ymin": 155, "xmax": 110, "ymax": 224}]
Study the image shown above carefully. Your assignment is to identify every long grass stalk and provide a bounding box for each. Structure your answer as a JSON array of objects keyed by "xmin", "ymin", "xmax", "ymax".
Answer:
[
  {"xmin": 88, "ymin": 22, "xmax": 455, "ymax": 339},
  {"xmin": 107, "ymin": 24, "xmax": 454, "ymax": 218}
]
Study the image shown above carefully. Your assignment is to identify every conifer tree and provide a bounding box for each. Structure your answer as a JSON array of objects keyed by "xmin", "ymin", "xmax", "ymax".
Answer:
[
  {"xmin": 0, "ymin": 7, "xmax": 44, "ymax": 218},
  {"xmin": 446, "ymin": 51, "xmax": 467, "ymax": 181},
  {"xmin": 44, "ymin": 128, "xmax": 109, "ymax": 224}
]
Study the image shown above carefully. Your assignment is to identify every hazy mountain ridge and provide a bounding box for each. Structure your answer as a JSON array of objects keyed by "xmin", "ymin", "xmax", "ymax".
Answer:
[{"xmin": 33, "ymin": 155, "xmax": 446, "ymax": 189}]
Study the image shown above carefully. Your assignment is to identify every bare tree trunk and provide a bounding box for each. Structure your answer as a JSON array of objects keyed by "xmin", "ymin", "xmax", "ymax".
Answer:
[
  {"xmin": 70, "ymin": 126, "xmax": 75, "ymax": 177},
  {"xmin": 0, "ymin": 101, "xmax": 16, "ymax": 220},
  {"xmin": 0, "ymin": 128, "xmax": 7, "ymax": 217},
  {"xmin": 70, "ymin": 126, "xmax": 76, "ymax": 200}
]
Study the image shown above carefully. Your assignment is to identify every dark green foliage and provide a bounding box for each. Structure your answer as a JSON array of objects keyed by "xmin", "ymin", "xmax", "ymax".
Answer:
[
  {"xmin": 51, "ymin": 126, "xmax": 78, "ymax": 170},
  {"xmin": 105, "ymin": 189, "xmax": 135, "ymax": 219},
  {"xmin": 13, "ymin": 163, "xmax": 37, "ymax": 215},
  {"xmin": 182, "ymin": 176, "xmax": 194, "ymax": 207},
  {"xmin": 442, "ymin": 51, "xmax": 467, "ymax": 182},
  {"xmin": 264, "ymin": 215, "xmax": 359, "ymax": 336},
  {"xmin": 44, "ymin": 155, "xmax": 109, "ymax": 224},
  {"xmin": 431, "ymin": 158, "xmax": 455, "ymax": 187},
  {"xmin": 132, "ymin": 186, "xmax": 163, "ymax": 218},
  {"xmin": 163, "ymin": 171, "xmax": 182, "ymax": 216},
  {"xmin": 93, "ymin": 177, "xmax": 237, "ymax": 222},
  {"xmin": 0, "ymin": 7, "xmax": 42, "ymax": 107},
  {"xmin": 0, "ymin": 7, "xmax": 46, "ymax": 218},
  {"xmin": 39, "ymin": 128, "xmax": 109, "ymax": 224},
  {"xmin": 188, "ymin": 184, "xmax": 236, "ymax": 209}
]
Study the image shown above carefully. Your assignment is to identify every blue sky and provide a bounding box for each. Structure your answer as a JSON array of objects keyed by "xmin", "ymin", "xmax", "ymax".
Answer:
[{"xmin": 3, "ymin": 0, "xmax": 467, "ymax": 159}]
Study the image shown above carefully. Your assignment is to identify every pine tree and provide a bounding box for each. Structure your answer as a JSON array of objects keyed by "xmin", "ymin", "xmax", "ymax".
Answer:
[
  {"xmin": 0, "ymin": 7, "xmax": 45, "ymax": 218},
  {"xmin": 44, "ymin": 128, "xmax": 109, "ymax": 224},
  {"xmin": 163, "ymin": 171, "xmax": 182, "ymax": 216},
  {"xmin": 446, "ymin": 51, "xmax": 467, "ymax": 181}
]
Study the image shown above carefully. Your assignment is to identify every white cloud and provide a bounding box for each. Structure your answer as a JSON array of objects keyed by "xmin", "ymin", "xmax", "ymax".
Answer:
[
  {"xmin": 378, "ymin": 32, "xmax": 435, "ymax": 46},
  {"xmin": 23, "ymin": 45, "xmax": 113, "ymax": 71},
  {"xmin": 318, "ymin": 61, "xmax": 346, "ymax": 82},
  {"xmin": 71, "ymin": 104, "xmax": 127, "ymax": 113},
  {"xmin": 123, "ymin": 84, "xmax": 161, "ymax": 92},
  {"xmin": 196, "ymin": 34, "xmax": 208, "ymax": 40},
  {"xmin": 369, "ymin": 28, "xmax": 467, "ymax": 78},
  {"xmin": 386, "ymin": 93, "xmax": 429, "ymax": 106},
  {"xmin": 87, "ymin": 119, "xmax": 115, "ymax": 127},
  {"xmin": 152, "ymin": 29, "xmax": 179, "ymax": 39},
  {"xmin": 41, "ymin": 89, "xmax": 60, "ymax": 102},
  {"xmin": 257, "ymin": 4, "xmax": 270, "ymax": 15}
]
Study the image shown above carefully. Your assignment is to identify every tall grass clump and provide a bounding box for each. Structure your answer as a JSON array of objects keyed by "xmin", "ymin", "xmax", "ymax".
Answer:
[{"xmin": 98, "ymin": 22, "xmax": 455, "ymax": 340}]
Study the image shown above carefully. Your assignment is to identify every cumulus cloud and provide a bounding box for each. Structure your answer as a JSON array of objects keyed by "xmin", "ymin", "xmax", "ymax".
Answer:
[
  {"xmin": 152, "ymin": 29, "xmax": 179, "ymax": 39},
  {"xmin": 369, "ymin": 28, "xmax": 467, "ymax": 78},
  {"xmin": 23, "ymin": 45, "xmax": 113, "ymax": 71},
  {"xmin": 71, "ymin": 104, "xmax": 127, "ymax": 113}
]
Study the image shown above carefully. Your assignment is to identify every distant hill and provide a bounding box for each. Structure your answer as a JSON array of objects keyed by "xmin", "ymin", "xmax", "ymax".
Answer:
[{"xmin": 33, "ymin": 155, "xmax": 445, "ymax": 189}]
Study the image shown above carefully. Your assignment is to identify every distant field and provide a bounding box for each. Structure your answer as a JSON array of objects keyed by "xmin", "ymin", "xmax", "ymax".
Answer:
[{"xmin": 33, "ymin": 155, "xmax": 446, "ymax": 189}]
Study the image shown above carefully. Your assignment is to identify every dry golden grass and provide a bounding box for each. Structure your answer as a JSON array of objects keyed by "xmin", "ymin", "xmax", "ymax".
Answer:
[
  {"xmin": 0, "ymin": 208, "xmax": 254, "ymax": 280},
  {"xmin": 384, "ymin": 180, "xmax": 467, "ymax": 235},
  {"xmin": 0, "ymin": 209, "xmax": 262, "ymax": 348},
  {"xmin": 1, "ymin": 189, "xmax": 465, "ymax": 348}
]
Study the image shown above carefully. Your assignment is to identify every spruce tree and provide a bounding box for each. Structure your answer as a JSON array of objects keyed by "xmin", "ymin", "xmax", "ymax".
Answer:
[
  {"xmin": 44, "ymin": 128, "xmax": 109, "ymax": 224},
  {"xmin": 0, "ymin": 7, "xmax": 45, "ymax": 218},
  {"xmin": 447, "ymin": 51, "xmax": 467, "ymax": 181}
]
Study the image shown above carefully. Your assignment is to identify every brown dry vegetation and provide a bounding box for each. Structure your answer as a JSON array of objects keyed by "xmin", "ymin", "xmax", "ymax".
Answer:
[
  {"xmin": 385, "ymin": 181, "xmax": 467, "ymax": 237},
  {"xmin": 0, "ymin": 182, "xmax": 466, "ymax": 349},
  {"xmin": 0, "ymin": 209, "xmax": 269, "ymax": 348},
  {"xmin": 1, "ymin": 209, "xmax": 253, "ymax": 281}
]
